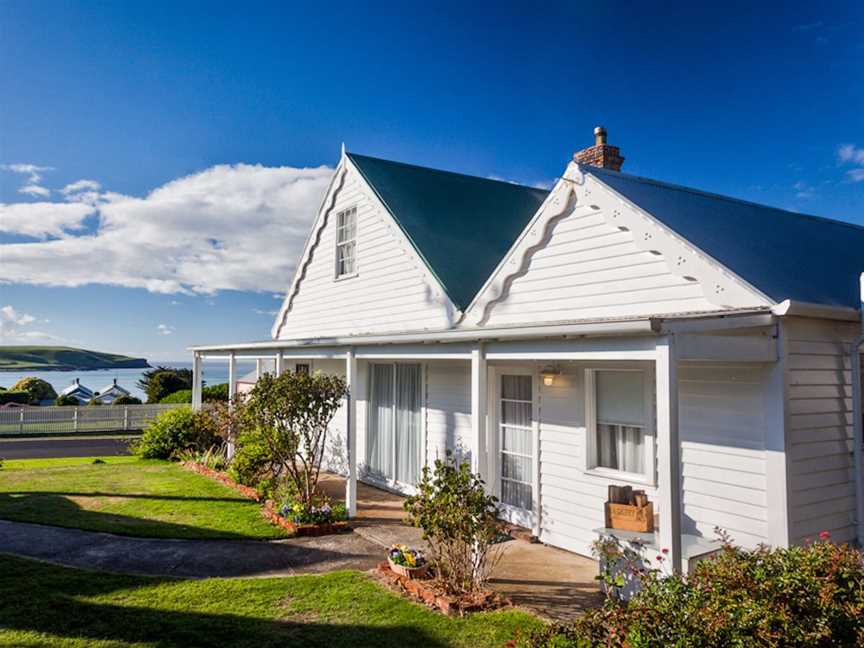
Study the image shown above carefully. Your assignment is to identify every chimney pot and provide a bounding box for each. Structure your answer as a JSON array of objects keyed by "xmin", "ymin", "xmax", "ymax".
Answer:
[{"xmin": 594, "ymin": 126, "xmax": 607, "ymax": 146}]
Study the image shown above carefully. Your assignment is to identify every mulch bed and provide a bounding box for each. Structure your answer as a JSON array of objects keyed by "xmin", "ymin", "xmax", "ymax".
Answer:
[
  {"xmin": 180, "ymin": 461, "xmax": 350, "ymax": 538},
  {"xmin": 374, "ymin": 561, "xmax": 510, "ymax": 616}
]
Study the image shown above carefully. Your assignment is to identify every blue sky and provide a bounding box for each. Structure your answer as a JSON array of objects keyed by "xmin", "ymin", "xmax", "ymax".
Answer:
[{"xmin": 1, "ymin": 1, "xmax": 862, "ymax": 360}]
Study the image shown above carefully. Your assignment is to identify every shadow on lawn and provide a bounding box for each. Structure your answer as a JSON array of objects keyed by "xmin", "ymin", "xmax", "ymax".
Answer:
[
  {"xmin": 0, "ymin": 492, "xmax": 263, "ymax": 540},
  {"xmin": 0, "ymin": 556, "xmax": 450, "ymax": 648}
]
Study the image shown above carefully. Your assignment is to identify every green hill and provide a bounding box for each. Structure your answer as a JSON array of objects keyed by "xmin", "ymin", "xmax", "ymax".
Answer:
[{"xmin": 0, "ymin": 346, "xmax": 150, "ymax": 371}]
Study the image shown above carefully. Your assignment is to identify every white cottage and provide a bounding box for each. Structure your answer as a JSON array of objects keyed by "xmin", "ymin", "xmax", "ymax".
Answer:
[
  {"xmin": 191, "ymin": 129, "xmax": 864, "ymax": 572},
  {"xmin": 92, "ymin": 379, "xmax": 131, "ymax": 405}
]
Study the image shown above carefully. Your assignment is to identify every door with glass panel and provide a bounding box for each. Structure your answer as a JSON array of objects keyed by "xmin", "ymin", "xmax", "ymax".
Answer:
[
  {"xmin": 366, "ymin": 363, "xmax": 423, "ymax": 487},
  {"xmin": 497, "ymin": 372, "xmax": 535, "ymax": 524}
]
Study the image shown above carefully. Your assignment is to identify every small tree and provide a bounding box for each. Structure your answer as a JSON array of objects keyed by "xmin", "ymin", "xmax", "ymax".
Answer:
[
  {"xmin": 113, "ymin": 394, "xmax": 142, "ymax": 405},
  {"xmin": 11, "ymin": 377, "xmax": 57, "ymax": 404},
  {"xmin": 241, "ymin": 371, "xmax": 347, "ymax": 512},
  {"xmin": 404, "ymin": 452, "xmax": 502, "ymax": 596},
  {"xmin": 137, "ymin": 366, "xmax": 193, "ymax": 403}
]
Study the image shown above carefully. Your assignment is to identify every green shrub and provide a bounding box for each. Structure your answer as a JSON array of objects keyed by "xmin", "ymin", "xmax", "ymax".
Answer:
[
  {"xmin": 133, "ymin": 406, "xmax": 220, "ymax": 459},
  {"xmin": 160, "ymin": 389, "xmax": 192, "ymax": 404},
  {"xmin": 159, "ymin": 384, "xmax": 228, "ymax": 404},
  {"xmin": 113, "ymin": 394, "xmax": 142, "ymax": 405},
  {"xmin": 228, "ymin": 428, "xmax": 281, "ymax": 491},
  {"xmin": 522, "ymin": 534, "xmax": 864, "ymax": 648},
  {"xmin": 404, "ymin": 452, "xmax": 502, "ymax": 596},
  {"xmin": 174, "ymin": 445, "xmax": 228, "ymax": 471},
  {"xmin": 203, "ymin": 383, "xmax": 229, "ymax": 402},
  {"xmin": 0, "ymin": 390, "xmax": 29, "ymax": 406},
  {"xmin": 11, "ymin": 377, "xmax": 57, "ymax": 403}
]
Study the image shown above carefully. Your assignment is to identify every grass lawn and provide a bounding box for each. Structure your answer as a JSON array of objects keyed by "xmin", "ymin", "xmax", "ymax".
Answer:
[
  {"xmin": 0, "ymin": 555, "xmax": 542, "ymax": 647},
  {"xmin": 0, "ymin": 456, "xmax": 283, "ymax": 540}
]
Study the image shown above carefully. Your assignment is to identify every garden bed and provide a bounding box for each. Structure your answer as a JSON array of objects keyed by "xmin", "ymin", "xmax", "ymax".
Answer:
[
  {"xmin": 262, "ymin": 499, "xmax": 350, "ymax": 537},
  {"xmin": 375, "ymin": 561, "xmax": 510, "ymax": 616},
  {"xmin": 181, "ymin": 461, "xmax": 350, "ymax": 538}
]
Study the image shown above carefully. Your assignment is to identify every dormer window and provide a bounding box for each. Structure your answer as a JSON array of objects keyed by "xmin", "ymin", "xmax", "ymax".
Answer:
[{"xmin": 335, "ymin": 207, "xmax": 357, "ymax": 279}]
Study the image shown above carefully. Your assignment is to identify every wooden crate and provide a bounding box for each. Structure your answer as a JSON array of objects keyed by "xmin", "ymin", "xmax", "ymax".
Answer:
[{"xmin": 605, "ymin": 501, "xmax": 654, "ymax": 533}]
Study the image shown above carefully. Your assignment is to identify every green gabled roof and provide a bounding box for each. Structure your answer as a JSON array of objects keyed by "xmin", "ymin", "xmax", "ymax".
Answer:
[{"xmin": 347, "ymin": 152, "xmax": 549, "ymax": 310}]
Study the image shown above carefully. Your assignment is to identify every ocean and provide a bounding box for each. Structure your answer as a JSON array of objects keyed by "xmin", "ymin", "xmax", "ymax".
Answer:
[{"xmin": 0, "ymin": 361, "xmax": 258, "ymax": 401}]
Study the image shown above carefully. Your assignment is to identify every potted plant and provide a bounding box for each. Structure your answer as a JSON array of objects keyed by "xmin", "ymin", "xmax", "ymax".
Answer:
[{"xmin": 388, "ymin": 544, "xmax": 429, "ymax": 579}]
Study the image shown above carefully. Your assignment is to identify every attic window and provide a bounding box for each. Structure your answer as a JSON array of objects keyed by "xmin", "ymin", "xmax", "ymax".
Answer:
[{"xmin": 335, "ymin": 207, "xmax": 357, "ymax": 279}]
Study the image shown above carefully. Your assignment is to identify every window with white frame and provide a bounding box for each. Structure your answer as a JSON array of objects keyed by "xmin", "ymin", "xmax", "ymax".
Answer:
[
  {"xmin": 335, "ymin": 207, "xmax": 357, "ymax": 278},
  {"xmin": 587, "ymin": 369, "xmax": 652, "ymax": 478}
]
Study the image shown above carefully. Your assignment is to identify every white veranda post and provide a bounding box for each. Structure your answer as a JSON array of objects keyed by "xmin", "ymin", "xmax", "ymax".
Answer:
[
  {"xmin": 275, "ymin": 351, "xmax": 285, "ymax": 376},
  {"xmin": 227, "ymin": 351, "xmax": 237, "ymax": 459},
  {"xmin": 191, "ymin": 352, "xmax": 203, "ymax": 410},
  {"xmin": 656, "ymin": 336, "xmax": 682, "ymax": 573},
  {"xmin": 345, "ymin": 348, "xmax": 358, "ymax": 517},
  {"xmin": 471, "ymin": 344, "xmax": 487, "ymax": 479}
]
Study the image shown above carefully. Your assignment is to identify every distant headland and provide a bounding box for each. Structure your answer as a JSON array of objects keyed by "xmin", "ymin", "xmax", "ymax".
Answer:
[{"xmin": 0, "ymin": 346, "xmax": 150, "ymax": 371}]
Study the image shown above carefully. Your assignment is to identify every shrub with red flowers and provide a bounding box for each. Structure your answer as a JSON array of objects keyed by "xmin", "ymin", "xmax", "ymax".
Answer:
[{"xmin": 521, "ymin": 531, "xmax": 864, "ymax": 647}]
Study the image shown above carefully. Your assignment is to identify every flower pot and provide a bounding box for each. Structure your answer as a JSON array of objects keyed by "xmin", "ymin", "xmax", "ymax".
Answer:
[{"xmin": 388, "ymin": 557, "xmax": 429, "ymax": 579}]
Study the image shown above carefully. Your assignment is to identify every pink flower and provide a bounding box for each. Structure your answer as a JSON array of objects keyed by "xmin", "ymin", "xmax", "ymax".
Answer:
[
  {"xmin": 819, "ymin": 530, "xmax": 831, "ymax": 540},
  {"xmin": 655, "ymin": 555, "xmax": 664, "ymax": 561},
  {"xmin": 661, "ymin": 548, "xmax": 669, "ymax": 555}
]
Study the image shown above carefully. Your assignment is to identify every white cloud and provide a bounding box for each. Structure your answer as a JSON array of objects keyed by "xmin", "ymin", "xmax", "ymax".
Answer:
[
  {"xmin": 2, "ymin": 164, "xmax": 53, "ymax": 198},
  {"xmin": 838, "ymin": 144, "xmax": 864, "ymax": 165},
  {"xmin": 62, "ymin": 179, "xmax": 101, "ymax": 195},
  {"xmin": 0, "ymin": 201, "xmax": 94, "ymax": 238},
  {"xmin": 19, "ymin": 184, "xmax": 51, "ymax": 198},
  {"xmin": 2, "ymin": 163, "xmax": 52, "ymax": 184},
  {"xmin": 0, "ymin": 163, "xmax": 333, "ymax": 294},
  {"xmin": 0, "ymin": 305, "xmax": 63, "ymax": 344},
  {"xmin": 253, "ymin": 308, "xmax": 277, "ymax": 316},
  {"xmin": 847, "ymin": 168, "xmax": 864, "ymax": 183},
  {"xmin": 838, "ymin": 144, "xmax": 864, "ymax": 183},
  {"xmin": 793, "ymin": 181, "xmax": 815, "ymax": 199},
  {"xmin": 157, "ymin": 323, "xmax": 175, "ymax": 335}
]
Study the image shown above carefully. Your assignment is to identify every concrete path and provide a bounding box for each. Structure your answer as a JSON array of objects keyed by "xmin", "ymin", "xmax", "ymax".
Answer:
[
  {"xmin": 319, "ymin": 472, "xmax": 603, "ymax": 621},
  {"xmin": 0, "ymin": 435, "xmax": 135, "ymax": 459},
  {"xmin": 0, "ymin": 519, "xmax": 382, "ymax": 578}
]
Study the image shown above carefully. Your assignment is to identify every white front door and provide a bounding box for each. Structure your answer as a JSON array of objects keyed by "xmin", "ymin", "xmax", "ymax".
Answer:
[{"xmin": 489, "ymin": 367, "xmax": 538, "ymax": 529}]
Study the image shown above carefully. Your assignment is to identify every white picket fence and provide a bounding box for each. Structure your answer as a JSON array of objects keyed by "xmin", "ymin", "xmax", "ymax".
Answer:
[{"xmin": 0, "ymin": 404, "xmax": 185, "ymax": 436}]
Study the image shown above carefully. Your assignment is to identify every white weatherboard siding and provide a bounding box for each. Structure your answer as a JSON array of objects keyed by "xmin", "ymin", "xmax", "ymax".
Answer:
[
  {"xmin": 275, "ymin": 163, "xmax": 455, "ymax": 340},
  {"xmin": 477, "ymin": 203, "xmax": 731, "ymax": 327},
  {"xmin": 785, "ymin": 317, "xmax": 860, "ymax": 545},
  {"xmin": 536, "ymin": 363, "xmax": 659, "ymax": 556},
  {"xmin": 425, "ymin": 360, "xmax": 472, "ymax": 466},
  {"xmin": 679, "ymin": 363, "xmax": 771, "ymax": 549}
]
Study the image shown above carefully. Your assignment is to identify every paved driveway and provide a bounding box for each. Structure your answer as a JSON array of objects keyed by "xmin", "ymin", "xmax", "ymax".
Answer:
[{"xmin": 0, "ymin": 435, "xmax": 134, "ymax": 459}]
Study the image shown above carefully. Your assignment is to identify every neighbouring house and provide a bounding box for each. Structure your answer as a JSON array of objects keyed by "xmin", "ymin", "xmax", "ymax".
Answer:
[
  {"xmin": 191, "ymin": 128, "xmax": 864, "ymax": 572},
  {"xmin": 91, "ymin": 379, "xmax": 130, "ymax": 405},
  {"xmin": 59, "ymin": 378, "xmax": 94, "ymax": 405}
]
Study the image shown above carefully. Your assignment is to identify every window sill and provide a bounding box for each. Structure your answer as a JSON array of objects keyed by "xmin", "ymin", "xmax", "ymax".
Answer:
[
  {"xmin": 584, "ymin": 466, "xmax": 656, "ymax": 488},
  {"xmin": 333, "ymin": 272, "xmax": 358, "ymax": 282}
]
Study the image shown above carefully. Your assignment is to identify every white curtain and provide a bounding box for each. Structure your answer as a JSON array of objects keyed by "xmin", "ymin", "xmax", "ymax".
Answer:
[
  {"xmin": 500, "ymin": 374, "xmax": 533, "ymax": 510},
  {"xmin": 395, "ymin": 364, "xmax": 422, "ymax": 485},
  {"xmin": 596, "ymin": 371, "xmax": 645, "ymax": 474},
  {"xmin": 598, "ymin": 424, "xmax": 644, "ymax": 473},
  {"xmin": 367, "ymin": 364, "xmax": 394, "ymax": 477}
]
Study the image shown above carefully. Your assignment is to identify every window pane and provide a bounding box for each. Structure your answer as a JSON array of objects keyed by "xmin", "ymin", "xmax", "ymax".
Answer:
[
  {"xmin": 501, "ymin": 401, "xmax": 531, "ymax": 428},
  {"xmin": 502, "ymin": 479, "xmax": 532, "ymax": 510},
  {"xmin": 597, "ymin": 423, "xmax": 645, "ymax": 473},
  {"xmin": 502, "ymin": 375, "xmax": 531, "ymax": 401},
  {"xmin": 502, "ymin": 426, "xmax": 531, "ymax": 454},
  {"xmin": 337, "ymin": 241, "xmax": 355, "ymax": 275},
  {"xmin": 596, "ymin": 371, "xmax": 645, "ymax": 426},
  {"xmin": 502, "ymin": 452, "xmax": 532, "ymax": 482}
]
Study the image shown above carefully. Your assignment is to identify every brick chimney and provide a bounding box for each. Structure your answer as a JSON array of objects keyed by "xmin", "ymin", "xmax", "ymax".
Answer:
[{"xmin": 573, "ymin": 126, "xmax": 624, "ymax": 171}]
